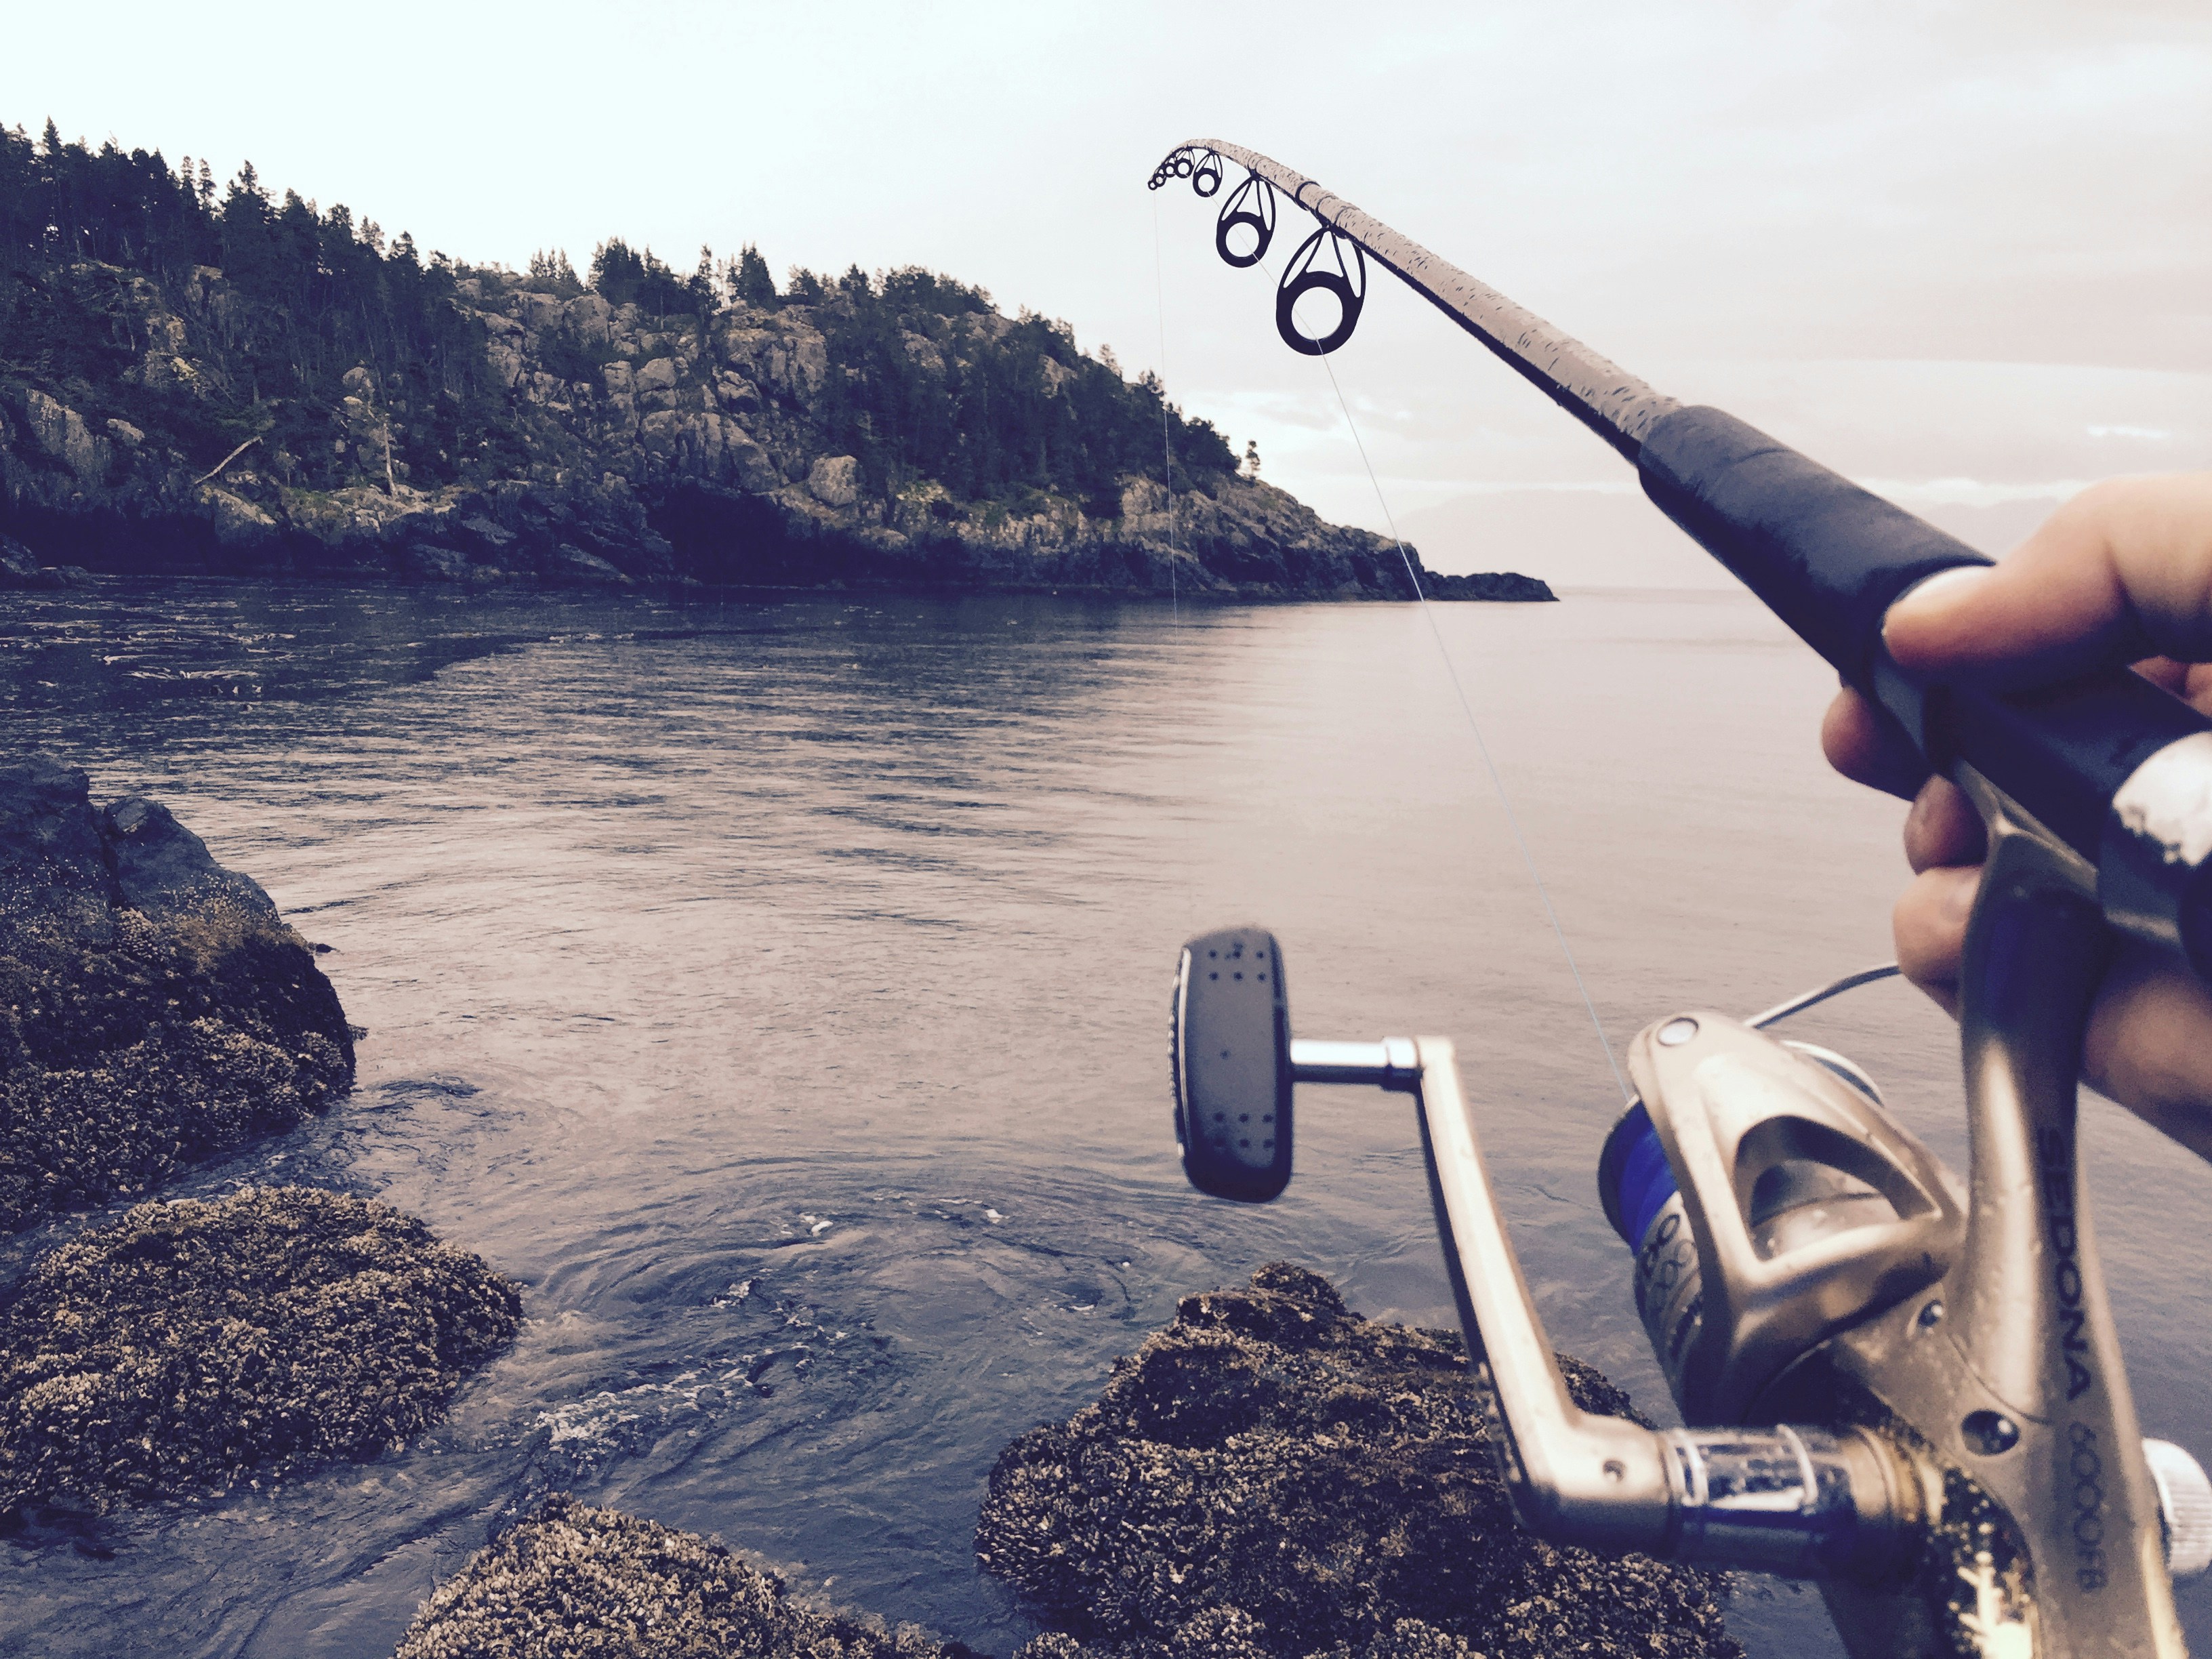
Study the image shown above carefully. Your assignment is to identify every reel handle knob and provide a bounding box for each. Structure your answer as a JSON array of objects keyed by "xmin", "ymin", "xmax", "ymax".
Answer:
[
  {"xmin": 1170, "ymin": 928, "xmax": 1293, "ymax": 1202},
  {"xmin": 2146, "ymin": 1438, "xmax": 2212, "ymax": 1581}
]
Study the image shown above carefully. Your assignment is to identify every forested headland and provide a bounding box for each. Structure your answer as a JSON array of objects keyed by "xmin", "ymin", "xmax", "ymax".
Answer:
[{"xmin": 0, "ymin": 122, "xmax": 1550, "ymax": 600}]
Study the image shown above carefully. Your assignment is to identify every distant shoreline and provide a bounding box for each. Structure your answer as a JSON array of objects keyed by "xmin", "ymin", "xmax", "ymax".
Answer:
[{"xmin": 3, "ymin": 533, "xmax": 1556, "ymax": 604}]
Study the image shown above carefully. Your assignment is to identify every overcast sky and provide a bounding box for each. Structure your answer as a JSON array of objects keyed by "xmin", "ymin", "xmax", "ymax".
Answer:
[{"xmin": 8, "ymin": 1, "xmax": 2207, "ymax": 582}]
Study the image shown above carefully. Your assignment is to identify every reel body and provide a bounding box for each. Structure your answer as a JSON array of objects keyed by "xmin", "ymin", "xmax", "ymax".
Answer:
[{"xmin": 1598, "ymin": 1014, "xmax": 1965, "ymax": 1428}]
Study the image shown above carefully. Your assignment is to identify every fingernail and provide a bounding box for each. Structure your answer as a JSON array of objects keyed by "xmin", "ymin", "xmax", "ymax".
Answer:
[{"xmin": 1884, "ymin": 565, "xmax": 1991, "ymax": 645}]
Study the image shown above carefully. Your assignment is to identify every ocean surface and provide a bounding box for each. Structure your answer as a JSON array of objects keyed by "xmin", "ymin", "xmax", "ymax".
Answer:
[{"xmin": 3, "ymin": 577, "xmax": 2207, "ymax": 1658}]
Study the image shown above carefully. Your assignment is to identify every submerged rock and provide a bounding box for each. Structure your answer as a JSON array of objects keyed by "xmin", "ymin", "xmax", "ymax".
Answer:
[
  {"xmin": 0, "ymin": 1185, "xmax": 521, "ymax": 1517},
  {"xmin": 0, "ymin": 756, "xmax": 354, "ymax": 1231},
  {"xmin": 393, "ymin": 1494, "xmax": 979, "ymax": 1659},
  {"xmin": 391, "ymin": 1267, "xmax": 1729, "ymax": 1658},
  {"xmin": 0, "ymin": 533, "xmax": 88, "ymax": 590},
  {"xmin": 975, "ymin": 1263, "xmax": 1741, "ymax": 1659}
]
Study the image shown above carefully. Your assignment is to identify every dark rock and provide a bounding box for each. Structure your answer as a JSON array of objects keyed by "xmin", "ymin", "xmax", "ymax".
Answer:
[
  {"xmin": 548, "ymin": 543, "xmax": 632, "ymax": 586},
  {"xmin": 0, "ymin": 535, "xmax": 89, "ymax": 590},
  {"xmin": 394, "ymin": 1494, "xmax": 982, "ymax": 1659},
  {"xmin": 401, "ymin": 541, "xmax": 471, "ymax": 582},
  {"xmin": 0, "ymin": 1186, "xmax": 520, "ymax": 1516},
  {"xmin": 0, "ymin": 758, "xmax": 354, "ymax": 1231},
  {"xmin": 457, "ymin": 514, "xmax": 518, "ymax": 554},
  {"xmin": 975, "ymin": 1263, "xmax": 1741, "ymax": 1659},
  {"xmin": 1422, "ymin": 570, "xmax": 1557, "ymax": 602},
  {"xmin": 99, "ymin": 796, "xmax": 279, "ymax": 921}
]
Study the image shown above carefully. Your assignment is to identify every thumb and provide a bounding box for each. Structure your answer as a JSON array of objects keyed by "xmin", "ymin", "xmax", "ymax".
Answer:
[{"xmin": 1884, "ymin": 473, "xmax": 2212, "ymax": 684}]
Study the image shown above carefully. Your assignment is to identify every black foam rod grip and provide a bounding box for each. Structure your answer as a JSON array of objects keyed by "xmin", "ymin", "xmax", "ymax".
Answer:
[
  {"xmin": 1637, "ymin": 405, "xmax": 1988, "ymax": 692},
  {"xmin": 1638, "ymin": 405, "xmax": 2212, "ymax": 868}
]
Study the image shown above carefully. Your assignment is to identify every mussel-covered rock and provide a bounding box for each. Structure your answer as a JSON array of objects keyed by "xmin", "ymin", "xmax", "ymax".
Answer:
[
  {"xmin": 0, "ymin": 1185, "xmax": 521, "ymax": 1516},
  {"xmin": 975, "ymin": 1263, "xmax": 1740, "ymax": 1659},
  {"xmin": 0, "ymin": 756, "xmax": 354, "ymax": 1231},
  {"xmin": 393, "ymin": 1494, "xmax": 980, "ymax": 1659}
]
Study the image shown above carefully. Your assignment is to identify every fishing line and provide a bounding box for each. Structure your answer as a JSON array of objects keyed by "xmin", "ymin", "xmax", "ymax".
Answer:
[
  {"xmin": 1181, "ymin": 206, "xmax": 1627, "ymax": 1099},
  {"xmin": 1313, "ymin": 346, "xmax": 1633, "ymax": 1103},
  {"xmin": 1152, "ymin": 195, "xmax": 1179, "ymax": 619}
]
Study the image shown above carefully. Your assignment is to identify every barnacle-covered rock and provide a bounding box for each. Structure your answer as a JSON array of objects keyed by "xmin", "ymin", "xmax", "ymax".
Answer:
[
  {"xmin": 0, "ymin": 756, "xmax": 354, "ymax": 1231},
  {"xmin": 0, "ymin": 1185, "xmax": 520, "ymax": 1515},
  {"xmin": 975, "ymin": 1263, "xmax": 1741, "ymax": 1659},
  {"xmin": 393, "ymin": 1494, "xmax": 981, "ymax": 1659}
]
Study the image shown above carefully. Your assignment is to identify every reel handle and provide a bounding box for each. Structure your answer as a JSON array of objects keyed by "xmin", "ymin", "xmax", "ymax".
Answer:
[{"xmin": 1168, "ymin": 930, "xmax": 1919, "ymax": 1578}]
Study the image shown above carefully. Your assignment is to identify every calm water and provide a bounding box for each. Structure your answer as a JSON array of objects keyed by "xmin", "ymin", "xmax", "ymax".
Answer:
[{"xmin": 2, "ymin": 578, "xmax": 2207, "ymax": 1658}]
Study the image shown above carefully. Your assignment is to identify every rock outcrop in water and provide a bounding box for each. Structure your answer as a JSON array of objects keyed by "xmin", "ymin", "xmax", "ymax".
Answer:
[
  {"xmin": 0, "ymin": 756, "xmax": 354, "ymax": 1232},
  {"xmin": 393, "ymin": 1494, "xmax": 979, "ymax": 1659},
  {"xmin": 975, "ymin": 1263, "xmax": 1741, "ymax": 1659},
  {"xmin": 0, "ymin": 531, "xmax": 88, "ymax": 590},
  {"xmin": 0, "ymin": 1185, "xmax": 521, "ymax": 1517}
]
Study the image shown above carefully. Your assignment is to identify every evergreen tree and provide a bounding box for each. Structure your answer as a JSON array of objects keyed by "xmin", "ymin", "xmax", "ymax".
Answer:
[
  {"xmin": 526, "ymin": 247, "xmax": 582, "ymax": 295},
  {"xmin": 731, "ymin": 243, "xmax": 777, "ymax": 309}
]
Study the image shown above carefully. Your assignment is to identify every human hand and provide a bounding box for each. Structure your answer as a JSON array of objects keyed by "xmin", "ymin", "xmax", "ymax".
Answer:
[{"xmin": 1820, "ymin": 472, "xmax": 2212, "ymax": 1159}]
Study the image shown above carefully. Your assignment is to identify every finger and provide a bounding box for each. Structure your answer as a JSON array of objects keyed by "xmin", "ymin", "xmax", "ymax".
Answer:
[
  {"xmin": 1903, "ymin": 776, "xmax": 1984, "ymax": 874},
  {"xmin": 1821, "ymin": 687, "xmax": 1928, "ymax": 800},
  {"xmin": 2084, "ymin": 943, "xmax": 2212, "ymax": 1163},
  {"xmin": 1893, "ymin": 865, "xmax": 1978, "ymax": 997},
  {"xmin": 1884, "ymin": 473, "xmax": 2212, "ymax": 684},
  {"xmin": 2133, "ymin": 655, "xmax": 2190, "ymax": 697},
  {"xmin": 2121, "ymin": 657, "xmax": 2212, "ymax": 718}
]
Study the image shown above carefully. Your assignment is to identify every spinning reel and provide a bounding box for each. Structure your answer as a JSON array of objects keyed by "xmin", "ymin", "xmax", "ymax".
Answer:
[
  {"xmin": 1168, "ymin": 771, "xmax": 2212, "ymax": 1658},
  {"xmin": 1148, "ymin": 131, "xmax": 2212, "ymax": 1658}
]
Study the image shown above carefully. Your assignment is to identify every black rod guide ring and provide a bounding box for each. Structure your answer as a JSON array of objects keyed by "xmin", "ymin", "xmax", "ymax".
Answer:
[
  {"xmin": 1216, "ymin": 170, "xmax": 1276, "ymax": 269},
  {"xmin": 1275, "ymin": 225, "xmax": 1366, "ymax": 355},
  {"xmin": 1148, "ymin": 146, "xmax": 1197, "ymax": 190}
]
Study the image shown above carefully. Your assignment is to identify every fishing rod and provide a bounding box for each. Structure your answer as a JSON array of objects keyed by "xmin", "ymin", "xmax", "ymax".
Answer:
[{"xmin": 1149, "ymin": 140, "xmax": 2212, "ymax": 1659}]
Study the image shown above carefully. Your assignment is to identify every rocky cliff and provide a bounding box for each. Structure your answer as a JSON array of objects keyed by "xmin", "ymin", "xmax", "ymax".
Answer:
[{"xmin": 1, "ymin": 251, "xmax": 1549, "ymax": 601}]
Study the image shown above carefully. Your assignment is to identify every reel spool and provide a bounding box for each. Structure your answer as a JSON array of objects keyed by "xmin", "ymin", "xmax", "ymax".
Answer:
[{"xmin": 1597, "ymin": 1012, "xmax": 1965, "ymax": 1427}]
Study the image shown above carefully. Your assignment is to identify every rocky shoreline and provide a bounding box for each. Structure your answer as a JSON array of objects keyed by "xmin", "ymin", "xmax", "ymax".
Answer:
[
  {"xmin": 0, "ymin": 768, "xmax": 520, "ymax": 1531},
  {"xmin": 0, "ymin": 765, "xmax": 1719, "ymax": 1652},
  {"xmin": 2, "ymin": 265, "xmax": 1551, "ymax": 604}
]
